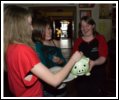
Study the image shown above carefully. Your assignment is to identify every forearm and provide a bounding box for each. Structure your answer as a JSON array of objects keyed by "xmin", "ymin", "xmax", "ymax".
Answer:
[
  {"xmin": 31, "ymin": 51, "xmax": 82, "ymax": 87},
  {"xmin": 53, "ymin": 57, "xmax": 76, "ymax": 87},
  {"xmin": 94, "ymin": 56, "xmax": 106, "ymax": 66},
  {"xmin": 89, "ymin": 56, "xmax": 107, "ymax": 71}
]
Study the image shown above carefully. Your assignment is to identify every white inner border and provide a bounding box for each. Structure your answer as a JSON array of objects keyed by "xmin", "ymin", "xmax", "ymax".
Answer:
[{"xmin": 1, "ymin": 1, "xmax": 118, "ymax": 99}]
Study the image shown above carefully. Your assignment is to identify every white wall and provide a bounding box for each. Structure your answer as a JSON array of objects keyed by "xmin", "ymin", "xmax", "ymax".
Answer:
[{"xmin": 76, "ymin": 4, "xmax": 113, "ymax": 42}]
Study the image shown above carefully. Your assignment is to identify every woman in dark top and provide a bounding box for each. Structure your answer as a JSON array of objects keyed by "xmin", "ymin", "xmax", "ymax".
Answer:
[
  {"xmin": 32, "ymin": 18, "xmax": 66, "ymax": 68},
  {"xmin": 72, "ymin": 16, "xmax": 108, "ymax": 96},
  {"xmin": 32, "ymin": 18, "xmax": 67, "ymax": 97}
]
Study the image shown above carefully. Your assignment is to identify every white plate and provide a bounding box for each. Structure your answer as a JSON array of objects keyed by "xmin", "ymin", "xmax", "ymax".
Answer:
[
  {"xmin": 50, "ymin": 66, "xmax": 75, "ymax": 83},
  {"xmin": 63, "ymin": 73, "xmax": 75, "ymax": 82},
  {"xmin": 57, "ymin": 83, "xmax": 66, "ymax": 89}
]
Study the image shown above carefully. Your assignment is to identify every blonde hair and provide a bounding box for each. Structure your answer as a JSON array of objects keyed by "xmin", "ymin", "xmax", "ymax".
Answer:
[
  {"xmin": 4, "ymin": 5, "xmax": 35, "ymax": 52},
  {"xmin": 4, "ymin": 5, "xmax": 34, "ymax": 71}
]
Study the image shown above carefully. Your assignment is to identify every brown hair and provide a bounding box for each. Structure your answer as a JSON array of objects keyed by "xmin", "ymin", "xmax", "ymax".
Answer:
[
  {"xmin": 4, "ymin": 5, "xmax": 34, "ymax": 53},
  {"xmin": 79, "ymin": 16, "xmax": 99, "ymax": 37},
  {"xmin": 32, "ymin": 18, "xmax": 51, "ymax": 43}
]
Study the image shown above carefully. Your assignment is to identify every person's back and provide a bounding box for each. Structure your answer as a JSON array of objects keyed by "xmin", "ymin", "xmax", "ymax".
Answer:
[{"xmin": 6, "ymin": 43, "xmax": 43, "ymax": 96}]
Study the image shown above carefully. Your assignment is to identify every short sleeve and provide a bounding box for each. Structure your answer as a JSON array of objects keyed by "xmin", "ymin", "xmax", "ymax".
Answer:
[
  {"xmin": 97, "ymin": 35, "xmax": 108, "ymax": 58},
  {"xmin": 18, "ymin": 45, "xmax": 41, "ymax": 86},
  {"xmin": 72, "ymin": 37, "xmax": 82, "ymax": 54}
]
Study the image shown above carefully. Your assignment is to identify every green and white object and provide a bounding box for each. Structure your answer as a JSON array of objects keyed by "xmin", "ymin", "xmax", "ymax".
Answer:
[{"xmin": 71, "ymin": 56, "xmax": 91, "ymax": 78}]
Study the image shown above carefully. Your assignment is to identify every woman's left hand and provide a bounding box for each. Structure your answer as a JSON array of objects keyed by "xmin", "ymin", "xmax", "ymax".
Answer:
[
  {"xmin": 52, "ymin": 56, "xmax": 63, "ymax": 64},
  {"xmin": 89, "ymin": 60, "xmax": 95, "ymax": 71}
]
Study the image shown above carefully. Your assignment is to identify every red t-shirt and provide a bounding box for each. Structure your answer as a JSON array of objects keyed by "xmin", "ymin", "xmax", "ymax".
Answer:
[{"xmin": 6, "ymin": 44, "xmax": 43, "ymax": 97}]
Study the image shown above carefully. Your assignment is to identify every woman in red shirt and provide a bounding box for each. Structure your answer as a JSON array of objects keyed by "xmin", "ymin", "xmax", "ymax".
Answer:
[{"xmin": 4, "ymin": 5, "xmax": 83, "ymax": 97}]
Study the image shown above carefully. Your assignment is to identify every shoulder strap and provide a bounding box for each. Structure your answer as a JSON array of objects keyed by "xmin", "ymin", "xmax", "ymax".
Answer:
[{"xmin": 52, "ymin": 40, "xmax": 56, "ymax": 47}]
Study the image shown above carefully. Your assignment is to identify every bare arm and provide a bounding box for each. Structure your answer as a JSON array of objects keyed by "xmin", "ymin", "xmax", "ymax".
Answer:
[
  {"xmin": 89, "ymin": 56, "xmax": 106, "ymax": 71},
  {"xmin": 31, "ymin": 51, "xmax": 83, "ymax": 87}
]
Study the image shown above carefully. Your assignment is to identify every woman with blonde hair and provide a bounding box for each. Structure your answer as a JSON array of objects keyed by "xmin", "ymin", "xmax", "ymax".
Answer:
[{"xmin": 4, "ymin": 5, "xmax": 83, "ymax": 97}]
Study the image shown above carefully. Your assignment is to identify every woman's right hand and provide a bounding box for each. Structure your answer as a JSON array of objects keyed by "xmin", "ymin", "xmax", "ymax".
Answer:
[
  {"xmin": 31, "ymin": 51, "xmax": 83, "ymax": 87},
  {"xmin": 71, "ymin": 51, "xmax": 83, "ymax": 63}
]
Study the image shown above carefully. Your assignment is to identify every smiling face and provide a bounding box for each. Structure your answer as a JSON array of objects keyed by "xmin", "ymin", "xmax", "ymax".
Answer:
[
  {"xmin": 81, "ymin": 20, "xmax": 94, "ymax": 37},
  {"xmin": 45, "ymin": 24, "xmax": 52, "ymax": 40}
]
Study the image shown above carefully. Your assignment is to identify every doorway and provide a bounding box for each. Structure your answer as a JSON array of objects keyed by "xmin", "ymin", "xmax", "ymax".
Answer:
[{"xmin": 30, "ymin": 5, "xmax": 76, "ymax": 61}]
